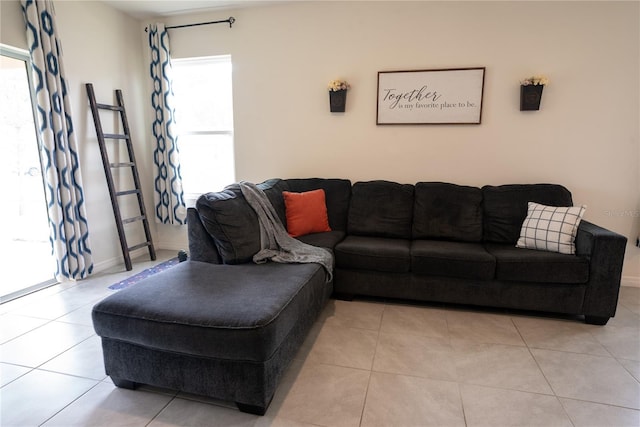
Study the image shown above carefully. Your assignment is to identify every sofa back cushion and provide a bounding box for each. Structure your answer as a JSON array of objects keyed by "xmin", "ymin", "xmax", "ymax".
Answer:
[
  {"xmin": 260, "ymin": 178, "xmax": 290, "ymax": 227},
  {"xmin": 412, "ymin": 182, "xmax": 483, "ymax": 242},
  {"xmin": 348, "ymin": 180, "xmax": 414, "ymax": 239},
  {"xmin": 187, "ymin": 207, "xmax": 223, "ymax": 264},
  {"xmin": 482, "ymin": 184, "xmax": 573, "ymax": 244},
  {"xmin": 284, "ymin": 178, "xmax": 351, "ymax": 231},
  {"xmin": 195, "ymin": 179, "xmax": 289, "ymax": 264}
]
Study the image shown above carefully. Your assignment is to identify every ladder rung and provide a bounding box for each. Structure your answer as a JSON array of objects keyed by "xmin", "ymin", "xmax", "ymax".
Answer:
[
  {"xmin": 122, "ymin": 215, "xmax": 145, "ymax": 224},
  {"xmin": 116, "ymin": 189, "xmax": 140, "ymax": 197},
  {"xmin": 103, "ymin": 133, "xmax": 129, "ymax": 140},
  {"xmin": 128, "ymin": 242, "xmax": 151, "ymax": 251},
  {"xmin": 96, "ymin": 103, "xmax": 123, "ymax": 111},
  {"xmin": 110, "ymin": 162, "xmax": 135, "ymax": 168}
]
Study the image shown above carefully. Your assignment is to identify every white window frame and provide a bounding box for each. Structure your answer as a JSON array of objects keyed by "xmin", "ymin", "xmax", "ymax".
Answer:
[
  {"xmin": 171, "ymin": 55, "xmax": 235, "ymax": 203},
  {"xmin": 1, "ymin": 44, "xmax": 40, "ymax": 137}
]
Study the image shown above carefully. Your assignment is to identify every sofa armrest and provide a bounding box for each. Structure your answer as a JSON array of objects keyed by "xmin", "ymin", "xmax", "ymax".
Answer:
[
  {"xmin": 187, "ymin": 207, "xmax": 222, "ymax": 264},
  {"xmin": 575, "ymin": 221, "xmax": 627, "ymax": 320}
]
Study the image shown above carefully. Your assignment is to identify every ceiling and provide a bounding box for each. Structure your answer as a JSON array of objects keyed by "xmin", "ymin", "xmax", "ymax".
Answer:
[{"xmin": 102, "ymin": 0, "xmax": 283, "ymax": 19}]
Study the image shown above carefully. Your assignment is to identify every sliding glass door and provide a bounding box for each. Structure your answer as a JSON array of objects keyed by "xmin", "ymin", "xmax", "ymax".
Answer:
[{"xmin": 1, "ymin": 45, "xmax": 56, "ymax": 302}]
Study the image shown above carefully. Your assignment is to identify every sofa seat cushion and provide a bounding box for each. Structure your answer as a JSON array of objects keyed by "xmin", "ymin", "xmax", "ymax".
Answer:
[
  {"xmin": 335, "ymin": 236, "xmax": 411, "ymax": 273},
  {"xmin": 412, "ymin": 182, "xmax": 483, "ymax": 242},
  {"xmin": 92, "ymin": 260, "xmax": 329, "ymax": 362},
  {"xmin": 485, "ymin": 244, "xmax": 589, "ymax": 284},
  {"xmin": 411, "ymin": 240, "xmax": 496, "ymax": 280},
  {"xmin": 296, "ymin": 230, "xmax": 345, "ymax": 250}
]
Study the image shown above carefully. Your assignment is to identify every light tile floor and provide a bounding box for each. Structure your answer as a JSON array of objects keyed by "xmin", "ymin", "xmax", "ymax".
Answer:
[{"xmin": 1, "ymin": 250, "xmax": 639, "ymax": 426}]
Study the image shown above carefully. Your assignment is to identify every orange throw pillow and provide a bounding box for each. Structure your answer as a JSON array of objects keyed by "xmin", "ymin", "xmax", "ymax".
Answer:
[{"xmin": 283, "ymin": 189, "xmax": 332, "ymax": 237}]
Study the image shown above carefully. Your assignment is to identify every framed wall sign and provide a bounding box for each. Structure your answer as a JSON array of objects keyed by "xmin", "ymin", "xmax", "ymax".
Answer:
[{"xmin": 377, "ymin": 67, "xmax": 485, "ymax": 125}]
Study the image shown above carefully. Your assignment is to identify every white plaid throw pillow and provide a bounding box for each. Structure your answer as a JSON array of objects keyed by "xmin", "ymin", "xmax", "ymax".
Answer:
[{"xmin": 516, "ymin": 202, "xmax": 586, "ymax": 254}]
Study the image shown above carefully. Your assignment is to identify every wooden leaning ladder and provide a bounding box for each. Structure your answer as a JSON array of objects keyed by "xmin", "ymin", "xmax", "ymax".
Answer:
[{"xmin": 86, "ymin": 83, "xmax": 156, "ymax": 271}]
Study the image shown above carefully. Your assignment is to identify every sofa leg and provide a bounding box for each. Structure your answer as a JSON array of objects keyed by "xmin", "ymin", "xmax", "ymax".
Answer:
[
  {"xmin": 585, "ymin": 315, "xmax": 609, "ymax": 325},
  {"xmin": 236, "ymin": 402, "xmax": 267, "ymax": 416},
  {"xmin": 333, "ymin": 292, "xmax": 355, "ymax": 301},
  {"xmin": 111, "ymin": 377, "xmax": 137, "ymax": 390}
]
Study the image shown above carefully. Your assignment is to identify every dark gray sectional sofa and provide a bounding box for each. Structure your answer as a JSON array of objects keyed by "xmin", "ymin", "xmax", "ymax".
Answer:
[
  {"xmin": 190, "ymin": 178, "xmax": 626, "ymax": 325},
  {"xmin": 92, "ymin": 177, "xmax": 627, "ymax": 415}
]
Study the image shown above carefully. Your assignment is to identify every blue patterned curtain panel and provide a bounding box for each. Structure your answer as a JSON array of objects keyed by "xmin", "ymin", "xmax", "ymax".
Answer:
[
  {"xmin": 21, "ymin": 0, "xmax": 93, "ymax": 281},
  {"xmin": 148, "ymin": 23, "xmax": 187, "ymax": 225}
]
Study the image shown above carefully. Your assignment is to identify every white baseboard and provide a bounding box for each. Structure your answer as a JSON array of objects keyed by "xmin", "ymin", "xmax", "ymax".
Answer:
[
  {"xmin": 89, "ymin": 247, "xmax": 150, "ymax": 274},
  {"xmin": 622, "ymin": 276, "xmax": 640, "ymax": 288},
  {"xmin": 155, "ymin": 240, "xmax": 188, "ymax": 252}
]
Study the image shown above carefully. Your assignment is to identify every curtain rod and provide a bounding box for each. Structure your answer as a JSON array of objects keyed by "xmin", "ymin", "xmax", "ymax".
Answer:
[{"xmin": 145, "ymin": 17, "xmax": 235, "ymax": 33}]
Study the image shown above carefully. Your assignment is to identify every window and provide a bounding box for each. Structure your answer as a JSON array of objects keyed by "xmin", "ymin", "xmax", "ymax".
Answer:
[{"xmin": 172, "ymin": 55, "xmax": 235, "ymax": 201}]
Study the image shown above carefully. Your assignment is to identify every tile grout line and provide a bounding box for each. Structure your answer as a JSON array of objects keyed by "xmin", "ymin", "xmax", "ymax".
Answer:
[
  {"xmin": 145, "ymin": 395, "xmax": 177, "ymax": 427},
  {"xmin": 456, "ymin": 383, "xmax": 469, "ymax": 427},
  {"xmin": 510, "ymin": 317, "xmax": 598, "ymax": 425},
  {"xmin": 37, "ymin": 378, "xmax": 102, "ymax": 426},
  {"xmin": 511, "ymin": 316, "xmax": 557, "ymax": 394},
  {"xmin": 32, "ymin": 333, "xmax": 103, "ymax": 378},
  {"xmin": 616, "ymin": 356, "xmax": 640, "ymax": 384},
  {"xmin": 0, "ymin": 317, "xmax": 55, "ymax": 346},
  {"xmin": 558, "ymin": 395, "xmax": 640, "ymax": 412},
  {"xmin": 446, "ymin": 308, "xmax": 470, "ymax": 426},
  {"xmin": 358, "ymin": 302, "xmax": 386, "ymax": 427},
  {"xmin": 0, "ymin": 363, "xmax": 35, "ymax": 388}
]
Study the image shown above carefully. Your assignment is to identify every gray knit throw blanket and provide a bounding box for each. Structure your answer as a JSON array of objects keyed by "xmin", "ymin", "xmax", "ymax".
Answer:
[{"xmin": 239, "ymin": 181, "xmax": 333, "ymax": 282}]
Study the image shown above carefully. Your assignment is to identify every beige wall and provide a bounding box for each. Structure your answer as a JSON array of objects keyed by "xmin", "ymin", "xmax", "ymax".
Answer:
[
  {"xmin": 158, "ymin": 0, "xmax": 639, "ymax": 282},
  {"xmin": 0, "ymin": 0, "xmax": 26, "ymax": 48},
  {"xmin": 2, "ymin": 1, "xmax": 638, "ymax": 283}
]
